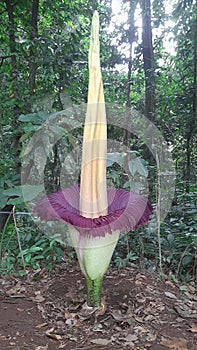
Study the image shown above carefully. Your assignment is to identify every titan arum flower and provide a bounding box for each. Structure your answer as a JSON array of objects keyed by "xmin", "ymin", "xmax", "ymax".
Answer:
[{"xmin": 33, "ymin": 11, "xmax": 153, "ymax": 307}]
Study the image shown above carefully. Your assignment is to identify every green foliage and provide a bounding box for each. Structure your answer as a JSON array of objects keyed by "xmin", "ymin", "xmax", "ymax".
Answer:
[
  {"xmin": 0, "ymin": 220, "xmax": 66, "ymax": 275},
  {"xmin": 160, "ymin": 190, "xmax": 197, "ymax": 281},
  {"xmin": 112, "ymin": 188, "xmax": 197, "ymax": 282},
  {"xmin": 113, "ymin": 249, "xmax": 138, "ymax": 268},
  {"xmin": 107, "ymin": 151, "xmax": 148, "ymax": 192}
]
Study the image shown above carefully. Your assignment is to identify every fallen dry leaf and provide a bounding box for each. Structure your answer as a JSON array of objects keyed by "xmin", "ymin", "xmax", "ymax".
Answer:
[
  {"xmin": 33, "ymin": 291, "xmax": 45, "ymax": 303},
  {"xmin": 184, "ymin": 291, "xmax": 197, "ymax": 301},
  {"xmin": 34, "ymin": 295, "xmax": 45, "ymax": 302},
  {"xmin": 146, "ymin": 332, "xmax": 157, "ymax": 342},
  {"xmin": 16, "ymin": 307, "xmax": 24, "ymax": 312},
  {"xmin": 189, "ymin": 323, "xmax": 197, "ymax": 333},
  {"xmin": 160, "ymin": 336, "xmax": 188, "ymax": 350},
  {"xmin": 134, "ymin": 325, "xmax": 148, "ymax": 334},
  {"xmin": 125, "ymin": 333, "xmax": 138, "ymax": 342},
  {"xmin": 135, "ymin": 279, "xmax": 142, "ymax": 286},
  {"xmin": 36, "ymin": 323, "xmax": 48, "ymax": 329},
  {"xmin": 78, "ymin": 302, "xmax": 98, "ymax": 321},
  {"xmin": 174, "ymin": 304, "xmax": 197, "ymax": 319},
  {"xmin": 90, "ymin": 338, "xmax": 111, "ymax": 345},
  {"xmin": 95, "ymin": 295, "xmax": 107, "ymax": 317},
  {"xmin": 46, "ymin": 328, "xmax": 62, "ymax": 340},
  {"xmin": 64, "ymin": 311, "xmax": 73, "ymax": 319},
  {"xmin": 135, "ymin": 293, "xmax": 147, "ymax": 303},
  {"xmin": 35, "ymin": 345, "xmax": 48, "ymax": 350},
  {"xmin": 0, "ymin": 335, "xmax": 7, "ymax": 340},
  {"xmin": 58, "ymin": 342, "xmax": 68, "ymax": 349},
  {"xmin": 6, "ymin": 282, "xmax": 26, "ymax": 296},
  {"xmin": 144, "ymin": 314, "xmax": 155, "ymax": 322},
  {"xmin": 187, "ymin": 285, "xmax": 196, "ymax": 293},
  {"xmin": 110, "ymin": 309, "xmax": 125, "ymax": 321},
  {"xmin": 46, "ymin": 333, "xmax": 62, "ymax": 340},
  {"xmin": 164, "ymin": 291, "xmax": 177, "ymax": 299},
  {"xmin": 134, "ymin": 316, "xmax": 144, "ymax": 323},
  {"xmin": 166, "ymin": 280, "xmax": 177, "ymax": 288}
]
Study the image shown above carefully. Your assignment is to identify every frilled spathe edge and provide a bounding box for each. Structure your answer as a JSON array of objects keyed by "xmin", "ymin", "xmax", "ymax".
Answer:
[{"xmin": 33, "ymin": 185, "xmax": 153, "ymax": 237}]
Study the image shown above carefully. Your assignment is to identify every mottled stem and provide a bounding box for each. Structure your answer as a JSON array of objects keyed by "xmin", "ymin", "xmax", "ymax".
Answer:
[{"xmin": 86, "ymin": 275, "xmax": 103, "ymax": 307}]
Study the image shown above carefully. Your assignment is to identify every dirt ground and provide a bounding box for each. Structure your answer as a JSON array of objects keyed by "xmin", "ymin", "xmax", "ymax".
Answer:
[{"xmin": 0, "ymin": 262, "xmax": 196, "ymax": 350}]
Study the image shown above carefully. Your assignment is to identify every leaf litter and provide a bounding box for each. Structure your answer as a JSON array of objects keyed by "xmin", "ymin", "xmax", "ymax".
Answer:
[{"xmin": 0, "ymin": 262, "xmax": 196, "ymax": 350}]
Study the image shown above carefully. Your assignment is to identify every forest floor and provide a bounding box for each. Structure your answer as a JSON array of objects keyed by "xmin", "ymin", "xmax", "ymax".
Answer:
[{"xmin": 0, "ymin": 261, "xmax": 196, "ymax": 350}]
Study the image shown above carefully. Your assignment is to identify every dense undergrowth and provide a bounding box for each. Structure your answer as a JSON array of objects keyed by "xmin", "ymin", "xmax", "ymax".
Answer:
[{"xmin": 114, "ymin": 188, "xmax": 197, "ymax": 282}]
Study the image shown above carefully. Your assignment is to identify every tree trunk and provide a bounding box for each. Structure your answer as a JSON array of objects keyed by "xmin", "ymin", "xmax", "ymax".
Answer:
[
  {"xmin": 141, "ymin": 0, "xmax": 155, "ymax": 122},
  {"xmin": 141, "ymin": 0, "xmax": 155, "ymax": 191},
  {"xmin": 185, "ymin": 1, "xmax": 197, "ymax": 192},
  {"xmin": 2, "ymin": 1, "xmax": 19, "ymax": 231},
  {"xmin": 122, "ymin": 0, "xmax": 136, "ymax": 186},
  {"xmin": 125, "ymin": 0, "xmax": 136, "ymax": 111},
  {"xmin": 4, "ymin": 0, "xmax": 17, "ymax": 96},
  {"xmin": 29, "ymin": 0, "xmax": 39, "ymax": 96}
]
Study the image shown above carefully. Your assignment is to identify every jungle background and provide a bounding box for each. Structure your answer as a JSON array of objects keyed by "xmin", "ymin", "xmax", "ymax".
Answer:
[
  {"xmin": 0, "ymin": 1, "xmax": 197, "ymax": 349},
  {"xmin": 0, "ymin": 0, "xmax": 196, "ymax": 283}
]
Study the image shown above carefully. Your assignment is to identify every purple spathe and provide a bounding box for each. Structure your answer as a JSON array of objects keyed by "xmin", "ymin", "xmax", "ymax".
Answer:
[{"xmin": 33, "ymin": 185, "xmax": 153, "ymax": 237}]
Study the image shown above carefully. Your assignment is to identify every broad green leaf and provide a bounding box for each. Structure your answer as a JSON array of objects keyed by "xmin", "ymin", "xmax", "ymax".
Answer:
[
  {"xmin": 128, "ymin": 157, "xmax": 148, "ymax": 177},
  {"xmin": 19, "ymin": 113, "xmax": 39, "ymax": 123},
  {"xmin": 29, "ymin": 246, "xmax": 43, "ymax": 253},
  {"xmin": 21, "ymin": 184, "xmax": 44, "ymax": 202},
  {"xmin": 49, "ymin": 125, "xmax": 67, "ymax": 137},
  {"xmin": 3, "ymin": 187, "xmax": 22, "ymax": 197},
  {"xmin": 107, "ymin": 152, "xmax": 126, "ymax": 167},
  {"xmin": 0, "ymin": 189, "xmax": 9, "ymax": 208},
  {"xmin": 19, "ymin": 131, "xmax": 32, "ymax": 142},
  {"xmin": 7, "ymin": 197, "xmax": 24, "ymax": 205},
  {"xmin": 4, "ymin": 184, "xmax": 44, "ymax": 203},
  {"xmin": 182, "ymin": 254, "xmax": 194, "ymax": 266},
  {"xmin": 193, "ymin": 236, "xmax": 197, "ymax": 247}
]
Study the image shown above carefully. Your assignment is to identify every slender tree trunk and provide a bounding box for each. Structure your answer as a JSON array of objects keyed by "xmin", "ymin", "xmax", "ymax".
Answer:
[
  {"xmin": 141, "ymin": 0, "xmax": 155, "ymax": 192},
  {"xmin": 141, "ymin": 0, "xmax": 155, "ymax": 122},
  {"xmin": 1, "ymin": 1, "xmax": 19, "ymax": 232},
  {"xmin": 21, "ymin": 1, "xmax": 40, "ymax": 186},
  {"xmin": 122, "ymin": 0, "xmax": 136, "ymax": 186},
  {"xmin": 126, "ymin": 1, "xmax": 136, "ymax": 110},
  {"xmin": 29, "ymin": 0, "xmax": 39, "ymax": 96},
  {"xmin": 4, "ymin": 0, "xmax": 17, "ymax": 97},
  {"xmin": 185, "ymin": 1, "xmax": 197, "ymax": 192}
]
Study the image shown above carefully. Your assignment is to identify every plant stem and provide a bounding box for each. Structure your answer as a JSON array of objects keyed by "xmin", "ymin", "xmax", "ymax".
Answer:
[
  {"xmin": 12, "ymin": 206, "xmax": 26, "ymax": 273},
  {"xmin": 155, "ymin": 151, "xmax": 163, "ymax": 277},
  {"xmin": 85, "ymin": 275, "xmax": 103, "ymax": 307}
]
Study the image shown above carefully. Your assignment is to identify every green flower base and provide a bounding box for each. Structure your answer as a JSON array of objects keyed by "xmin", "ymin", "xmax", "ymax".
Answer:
[{"xmin": 85, "ymin": 275, "xmax": 103, "ymax": 307}]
